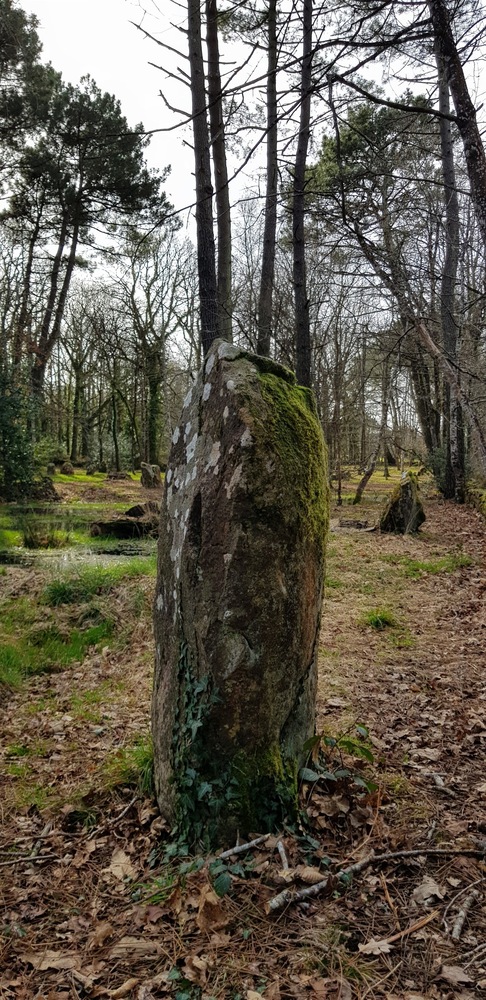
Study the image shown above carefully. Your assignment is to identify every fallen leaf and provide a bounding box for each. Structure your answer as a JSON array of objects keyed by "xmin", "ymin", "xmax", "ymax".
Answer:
[
  {"xmin": 183, "ymin": 954, "xmax": 208, "ymax": 985},
  {"xmin": 108, "ymin": 936, "xmax": 161, "ymax": 960},
  {"xmin": 209, "ymin": 932, "xmax": 232, "ymax": 949},
  {"xmin": 295, "ymin": 865, "xmax": 326, "ymax": 885},
  {"xmin": 88, "ymin": 921, "xmax": 114, "ymax": 950},
  {"xmin": 438, "ymin": 966, "xmax": 472, "ymax": 985},
  {"xmin": 358, "ymin": 937, "xmax": 393, "ymax": 955},
  {"xmin": 137, "ymin": 987, "xmax": 157, "ymax": 1000},
  {"xmin": 247, "ymin": 992, "xmax": 263, "ymax": 1000},
  {"xmin": 196, "ymin": 883, "xmax": 228, "ymax": 933},
  {"xmin": 19, "ymin": 949, "xmax": 80, "ymax": 971},
  {"xmin": 107, "ymin": 981, "xmax": 140, "ymax": 998},
  {"xmin": 308, "ymin": 977, "xmax": 329, "ymax": 998},
  {"xmin": 104, "ymin": 848, "xmax": 137, "ymax": 882},
  {"xmin": 412, "ymin": 876, "xmax": 443, "ymax": 904}
]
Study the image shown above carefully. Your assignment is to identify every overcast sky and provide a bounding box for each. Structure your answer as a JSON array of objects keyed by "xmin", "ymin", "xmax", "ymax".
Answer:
[{"xmin": 25, "ymin": 0, "xmax": 197, "ymax": 222}]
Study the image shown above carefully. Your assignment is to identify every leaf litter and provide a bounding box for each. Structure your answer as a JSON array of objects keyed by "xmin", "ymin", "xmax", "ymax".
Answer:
[{"xmin": 1, "ymin": 474, "xmax": 486, "ymax": 998}]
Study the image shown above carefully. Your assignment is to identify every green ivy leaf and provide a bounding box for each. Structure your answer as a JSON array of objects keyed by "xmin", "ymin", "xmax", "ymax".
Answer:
[
  {"xmin": 299, "ymin": 767, "xmax": 320, "ymax": 782},
  {"xmin": 213, "ymin": 870, "xmax": 233, "ymax": 897}
]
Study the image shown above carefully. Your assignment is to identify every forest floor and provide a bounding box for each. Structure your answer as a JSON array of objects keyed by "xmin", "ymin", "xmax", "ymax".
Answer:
[{"xmin": 1, "ymin": 470, "xmax": 485, "ymax": 1000}]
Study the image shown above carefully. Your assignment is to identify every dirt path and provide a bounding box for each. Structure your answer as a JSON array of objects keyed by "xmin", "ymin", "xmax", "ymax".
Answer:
[{"xmin": 1, "ymin": 476, "xmax": 485, "ymax": 999}]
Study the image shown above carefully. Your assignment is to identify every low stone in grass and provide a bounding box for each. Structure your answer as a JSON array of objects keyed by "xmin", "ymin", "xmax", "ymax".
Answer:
[
  {"xmin": 380, "ymin": 474, "xmax": 425, "ymax": 534},
  {"xmin": 60, "ymin": 461, "xmax": 74, "ymax": 475},
  {"xmin": 141, "ymin": 463, "xmax": 162, "ymax": 488}
]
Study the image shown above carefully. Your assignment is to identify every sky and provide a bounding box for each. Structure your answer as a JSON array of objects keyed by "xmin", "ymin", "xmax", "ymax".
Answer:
[{"xmin": 25, "ymin": 0, "xmax": 197, "ymax": 224}]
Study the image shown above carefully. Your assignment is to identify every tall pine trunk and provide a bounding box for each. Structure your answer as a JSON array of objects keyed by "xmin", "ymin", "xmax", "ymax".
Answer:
[
  {"xmin": 188, "ymin": 0, "xmax": 219, "ymax": 355},
  {"xmin": 257, "ymin": 0, "xmax": 278, "ymax": 357},
  {"xmin": 293, "ymin": 0, "xmax": 313, "ymax": 387}
]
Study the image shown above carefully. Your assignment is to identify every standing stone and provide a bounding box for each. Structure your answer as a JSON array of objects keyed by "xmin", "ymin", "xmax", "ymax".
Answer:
[
  {"xmin": 380, "ymin": 473, "xmax": 426, "ymax": 533},
  {"xmin": 152, "ymin": 341, "xmax": 328, "ymax": 845},
  {"xmin": 141, "ymin": 462, "xmax": 162, "ymax": 488}
]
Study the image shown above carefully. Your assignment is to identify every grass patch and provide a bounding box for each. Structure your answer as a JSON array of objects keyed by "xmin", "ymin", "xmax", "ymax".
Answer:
[
  {"xmin": 361, "ymin": 607, "xmax": 397, "ymax": 630},
  {"xmin": 0, "ymin": 620, "xmax": 113, "ymax": 689},
  {"xmin": 101, "ymin": 735, "xmax": 154, "ymax": 795},
  {"xmin": 382, "ymin": 551, "xmax": 472, "ymax": 578},
  {"xmin": 42, "ymin": 556, "xmax": 157, "ymax": 606}
]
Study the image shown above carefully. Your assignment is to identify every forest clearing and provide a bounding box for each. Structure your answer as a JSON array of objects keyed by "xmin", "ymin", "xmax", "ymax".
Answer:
[{"xmin": 1, "ymin": 469, "xmax": 485, "ymax": 1000}]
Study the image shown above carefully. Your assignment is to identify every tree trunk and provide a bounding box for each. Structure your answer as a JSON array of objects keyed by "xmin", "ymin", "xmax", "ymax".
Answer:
[
  {"xmin": 428, "ymin": 0, "xmax": 486, "ymax": 252},
  {"xmin": 257, "ymin": 0, "xmax": 278, "ymax": 358},
  {"xmin": 206, "ymin": 0, "xmax": 232, "ymax": 343},
  {"xmin": 293, "ymin": 0, "xmax": 313, "ymax": 388},
  {"xmin": 188, "ymin": 0, "xmax": 219, "ymax": 355},
  {"xmin": 435, "ymin": 42, "xmax": 465, "ymax": 501}
]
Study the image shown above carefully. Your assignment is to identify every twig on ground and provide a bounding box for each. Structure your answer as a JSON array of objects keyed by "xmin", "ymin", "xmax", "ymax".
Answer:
[
  {"xmin": 219, "ymin": 834, "xmax": 272, "ymax": 860},
  {"xmin": 442, "ymin": 877, "xmax": 485, "ymax": 931},
  {"xmin": 107, "ymin": 794, "xmax": 139, "ymax": 825},
  {"xmin": 451, "ymin": 889, "xmax": 480, "ymax": 941},
  {"xmin": 276, "ymin": 840, "xmax": 290, "ymax": 870},
  {"xmin": 379, "ymin": 872, "xmax": 401, "ymax": 930},
  {"xmin": 0, "ymin": 854, "xmax": 55, "ymax": 867},
  {"xmin": 87, "ymin": 794, "xmax": 139, "ymax": 839},
  {"xmin": 463, "ymin": 941, "xmax": 486, "ymax": 968},
  {"xmin": 429, "ymin": 772, "xmax": 456, "ymax": 798},
  {"xmin": 266, "ymin": 847, "xmax": 486, "ymax": 913},
  {"xmin": 385, "ymin": 909, "xmax": 440, "ymax": 944}
]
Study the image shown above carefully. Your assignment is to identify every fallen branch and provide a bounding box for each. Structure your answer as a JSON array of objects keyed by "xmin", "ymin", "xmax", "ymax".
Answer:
[
  {"xmin": 276, "ymin": 840, "xmax": 290, "ymax": 871},
  {"xmin": 451, "ymin": 890, "xmax": 480, "ymax": 941},
  {"xmin": 219, "ymin": 834, "xmax": 271, "ymax": 860},
  {"xmin": 0, "ymin": 854, "xmax": 55, "ymax": 867},
  {"xmin": 358, "ymin": 909, "xmax": 440, "ymax": 953},
  {"xmin": 266, "ymin": 846, "xmax": 486, "ymax": 913}
]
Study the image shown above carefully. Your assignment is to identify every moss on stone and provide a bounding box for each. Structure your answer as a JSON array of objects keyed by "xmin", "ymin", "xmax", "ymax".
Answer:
[{"xmin": 256, "ymin": 372, "xmax": 329, "ymax": 553}]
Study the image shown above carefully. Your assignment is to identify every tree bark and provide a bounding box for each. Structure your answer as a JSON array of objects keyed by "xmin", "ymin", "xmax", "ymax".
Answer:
[
  {"xmin": 428, "ymin": 0, "xmax": 486, "ymax": 252},
  {"xmin": 435, "ymin": 40, "xmax": 465, "ymax": 501},
  {"xmin": 206, "ymin": 0, "xmax": 232, "ymax": 343},
  {"xmin": 188, "ymin": 0, "xmax": 219, "ymax": 355},
  {"xmin": 293, "ymin": 0, "xmax": 313, "ymax": 387},
  {"xmin": 257, "ymin": 0, "xmax": 278, "ymax": 358}
]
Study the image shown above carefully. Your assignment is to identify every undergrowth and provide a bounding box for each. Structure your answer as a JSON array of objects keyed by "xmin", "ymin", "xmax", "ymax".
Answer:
[
  {"xmin": 42, "ymin": 556, "xmax": 156, "ymax": 605},
  {"xmin": 382, "ymin": 551, "xmax": 472, "ymax": 578}
]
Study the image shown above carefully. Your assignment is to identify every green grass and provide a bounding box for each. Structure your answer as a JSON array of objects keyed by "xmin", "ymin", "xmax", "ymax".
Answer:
[
  {"xmin": 0, "ymin": 620, "xmax": 113, "ymax": 689},
  {"xmin": 381, "ymin": 551, "xmax": 472, "ymax": 578},
  {"xmin": 101, "ymin": 734, "xmax": 154, "ymax": 795},
  {"xmin": 42, "ymin": 555, "xmax": 157, "ymax": 606},
  {"xmin": 361, "ymin": 607, "xmax": 397, "ymax": 630}
]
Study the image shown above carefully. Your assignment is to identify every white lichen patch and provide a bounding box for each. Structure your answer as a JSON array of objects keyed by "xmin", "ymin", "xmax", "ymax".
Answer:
[
  {"xmin": 184, "ymin": 421, "xmax": 192, "ymax": 440},
  {"xmin": 205, "ymin": 352, "xmax": 215, "ymax": 376},
  {"xmin": 186, "ymin": 432, "xmax": 198, "ymax": 464},
  {"xmin": 223, "ymin": 405, "xmax": 229, "ymax": 421},
  {"xmin": 172, "ymin": 425, "xmax": 180, "ymax": 445},
  {"xmin": 218, "ymin": 341, "xmax": 240, "ymax": 361},
  {"xmin": 240, "ymin": 427, "xmax": 253, "ymax": 448},
  {"xmin": 223, "ymin": 552, "xmax": 232, "ymax": 565},
  {"xmin": 202, "ymin": 382, "xmax": 212, "ymax": 402},
  {"xmin": 205, "ymin": 441, "xmax": 221, "ymax": 471},
  {"xmin": 183, "ymin": 386, "xmax": 193, "ymax": 410},
  {"xmin": 156, "ymin": 593, "xmax": 164, "ymax": 611},
  {"xmin": 226, "ymin": 379, "xmax": 235, "ymax": 392},
  {"xmin": 224, "ymin": 463, "xmax": 243, "ymax": 498},
  {"xmin": 166, "ymin": 468, "xmax": 173, "ymax": 484}
]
